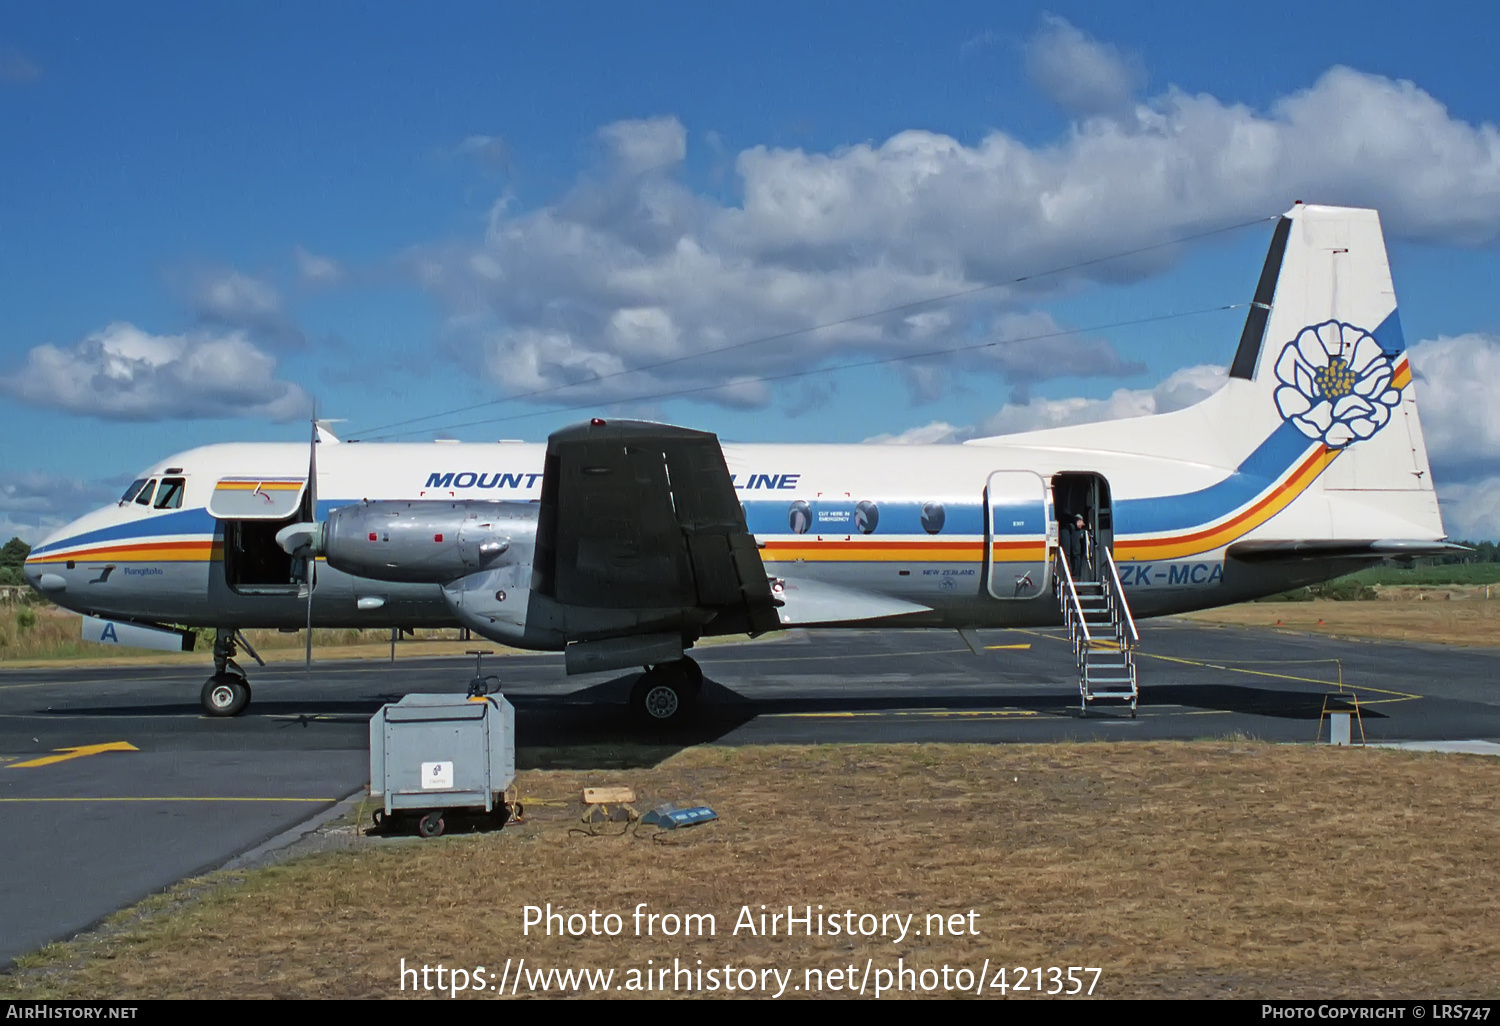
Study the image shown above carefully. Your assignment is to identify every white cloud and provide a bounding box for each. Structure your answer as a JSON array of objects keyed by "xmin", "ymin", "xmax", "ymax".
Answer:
[
  {"xmin": 194, "ymin": 269, "xmax": 279, "ymax": 320},
  {"xmin": 1407, "ymin": 333, "xmax": 1500, "ymax": 478},
  {"xmin": 977, "ymin": 363, "xmax": 1227, "ymax": 436},
  {"xmin": 0, "ymin": 322, "xmax": 310, "ymax": 421},
  {"xmin": 1435, "ymin": 478, "xmax": 1500, "ymax": 542},
  {"xmin": 862, "ymin": 364, "xmax": 1225, "ymax": 445},
  {"xmin": 1025, "ymin": 16, "xmax": 1144, "ymax": 116},
  {"xmin": 0, "ymin": 472, "xmax": 115, "ymax": 517},
  {"xmin": 0, "ymin": 473, "xmax": 120, "ymax": 545},
  {"xmin": 597, "ymin": 117, "xmax": 687, "ymax": 174},
  {"xmin": 863, "ymin": 421, "xmax": 973, "ymax": 445},
  {"xmin": 400, "ymin": 54, "xmax": 1500, "ymax": 431},
  {"xmin": 184, "ymin": 267, "xmax": 305, "ymax": 348},
  {"xmin": 0, "ymin": 516, "xmax": 62, "ymax": 547},
  {"xmin": 1403, "ymin": 332, "xmax": 1500, "ymax": 540},
  {"xmin": 456, "ymin": 134, "xmax": 509, "ymax": 170},
  {"xmin": 294, "ymin": 246, "xmax": 344, "ymax": 285}
]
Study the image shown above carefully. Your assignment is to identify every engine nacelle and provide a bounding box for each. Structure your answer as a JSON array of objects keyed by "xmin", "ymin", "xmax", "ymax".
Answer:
[{"xmin": 319, "ymin": 500, "xmax": 538, "ymax": 584}]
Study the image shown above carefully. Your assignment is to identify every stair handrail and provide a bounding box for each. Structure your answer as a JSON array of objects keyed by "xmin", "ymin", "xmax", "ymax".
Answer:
[
  {"xmin": 1101, "ymin": 547, "xmax": 1139, "ymax": 644},
  {"xmin": 1055, "ymin": 548, "xmax": 1092, "ymax": 644}
]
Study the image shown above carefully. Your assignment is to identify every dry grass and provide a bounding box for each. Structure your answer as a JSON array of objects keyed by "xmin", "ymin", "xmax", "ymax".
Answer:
[
  {"xmin": 3, "ymin": 742, "xmax": 1496, "ymax": 999},
  {"xmin": 0, "ymin": 604, "xmax": 765, "ymax": 669},
  {"xmin": 1183, "ymin": 596, "xmax": 1500, "ymax": 647}
]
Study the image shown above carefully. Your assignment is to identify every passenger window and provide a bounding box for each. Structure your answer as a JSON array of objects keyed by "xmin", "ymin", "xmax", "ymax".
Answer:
[
  {"xmin": 788, "ymin": 501, "xmax": 811, "ymax": 535},
  {"xmin": 855, "ymin": 500, "xmax": 879, "ymax": 534},
  {"xmin": 154, "ymin": 478, "xmax": 185, "ymax": 509},
  {"xmin": 134, "ymin": 479, "xmax": 157, "ymax": 506},
  {"xmin": 119, "ymin": 479, "xmax": 148, "ymax": 505},
  {"xmin": 921, "ymin": 501, "xmax": 946, "ymax": 534}
]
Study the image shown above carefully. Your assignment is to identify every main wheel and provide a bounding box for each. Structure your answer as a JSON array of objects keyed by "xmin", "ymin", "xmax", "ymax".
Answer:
[
  {"xmin": 630, "ymin": 661, "xmax": 698, "ymax": 726},
  {"xmin": 417, "ymin": 811, "xmax": 445, "ymax": 838},
  {"xmin": 201, "ymin": 674, "xmax": 251, "ymax": 717}
]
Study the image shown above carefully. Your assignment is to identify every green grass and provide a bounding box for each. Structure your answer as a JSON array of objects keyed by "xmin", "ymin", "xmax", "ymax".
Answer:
[
  {"xmin": 1255, "ymin": 561, "xmax": 1500, "ymax": 601},
  {"xmin": 1349, "ymin": 563, "xmax": 1500, "ymax": 586}
]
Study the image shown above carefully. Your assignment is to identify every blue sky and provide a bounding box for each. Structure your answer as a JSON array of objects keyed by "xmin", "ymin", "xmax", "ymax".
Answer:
[{"xmin": 3, "ymin": 2, "xmax": 1500, "ymax": 539}]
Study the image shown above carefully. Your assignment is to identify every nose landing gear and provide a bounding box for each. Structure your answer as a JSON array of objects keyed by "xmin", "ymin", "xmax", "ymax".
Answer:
[
  {"xmin": 202, "ymin": 674, "xmax": 251, "ymax": 717},
  {"xmin": 202, "ymin": 628, "xmax": 262, "ymax": 717}
]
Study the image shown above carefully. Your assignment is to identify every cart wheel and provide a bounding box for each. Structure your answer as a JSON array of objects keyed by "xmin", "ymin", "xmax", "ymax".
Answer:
[
  {"xmin": 417, "ymin": 812, "xmax": 445, "ymax": 838},
  {"xmin": 371, "ymin": 809, "xmax": 385, "ymax": 831},
  {"xmin": 490, "ymin": 803, "xmax": 511, "ymax": 828}
]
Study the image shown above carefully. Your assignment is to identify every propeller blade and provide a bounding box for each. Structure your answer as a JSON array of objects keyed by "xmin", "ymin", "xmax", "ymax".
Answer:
[{"xmin": 305, "ymin": 402, "xmax": 317, "ymax": 672}]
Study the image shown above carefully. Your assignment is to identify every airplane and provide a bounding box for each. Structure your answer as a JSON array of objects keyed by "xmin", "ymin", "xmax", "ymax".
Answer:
[{"xmin": 22, "ymin": 202, "xmax": 1459, "ymax": 723}]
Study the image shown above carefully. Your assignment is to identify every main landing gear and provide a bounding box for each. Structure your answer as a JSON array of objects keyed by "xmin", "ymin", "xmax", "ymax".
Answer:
[
  {"xmin": 202, "ymin": 628, "xmax": 260, "ymax": 717},
  {"xmin": 629, "ymin": 657, "xmax": 703, "ymax": 726}
]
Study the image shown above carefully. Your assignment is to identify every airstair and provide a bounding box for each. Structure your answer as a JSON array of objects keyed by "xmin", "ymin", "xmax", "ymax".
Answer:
[{"xmin": 1056, "ymin": 543, "xmax": 1140, "ymax": 716}]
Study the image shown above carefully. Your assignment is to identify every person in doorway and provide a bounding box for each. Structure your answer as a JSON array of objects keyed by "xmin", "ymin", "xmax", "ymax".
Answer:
[{"xmin": 1068, "ymin": 513, "xmax": 1090, "ymax": 581}]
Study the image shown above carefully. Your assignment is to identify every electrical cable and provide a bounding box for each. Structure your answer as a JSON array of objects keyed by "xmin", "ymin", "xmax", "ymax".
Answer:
[
  {"xmin": 357, "ymin": 302, "xmax": 1246, "ymax": 439},
  {"xmin": 349, "ymin": 213, "xmax": 1278, "ymax": 438}
]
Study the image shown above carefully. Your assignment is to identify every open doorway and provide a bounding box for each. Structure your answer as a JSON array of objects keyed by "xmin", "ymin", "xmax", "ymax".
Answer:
[
  {"xmin": 1051, "ymin": 473, "xmax": 1113, "ymax": 583},
  {"xmin": 222, "ymin": 490, "xmax": 312, "ymax": 595}
]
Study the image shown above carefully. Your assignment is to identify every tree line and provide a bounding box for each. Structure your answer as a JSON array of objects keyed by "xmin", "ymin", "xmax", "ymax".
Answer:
[{"xmin": 0, "ymin": 537, "xmax": 29, "ymax": 586}]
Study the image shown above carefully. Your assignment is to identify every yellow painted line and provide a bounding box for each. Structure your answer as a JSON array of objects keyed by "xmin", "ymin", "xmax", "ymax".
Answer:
[
  {"xmin": 910, "ymin": 710, "xmax": 1038, "ymax": 718},
  {"xmin": 766, "ymin": 709, "xmax": 1037, "ymax": 719},
  {"xmin": 1140, "ymin": 652, "xmax": 1421, "ymax": 701},
  {"xmin": 8, "ymin": 741, "xmax": 138, "ymax": 769},
  {"xmin": 0, "ymin": 796, "xmax": 336, "ymax": 803},
  {"xmin": 1007, "ymin": 627, "xmax": 1423, "ymax": 702},
  {"xmin": 707, "ymin": 648, "xmax": 973, "ymax": 664},
  {"xmin": 984, "ymin": 643, "xmax": 1032, "ymax": 650}
]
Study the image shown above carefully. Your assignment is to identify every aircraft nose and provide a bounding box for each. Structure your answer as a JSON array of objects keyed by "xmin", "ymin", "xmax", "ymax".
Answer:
[{"xmin": 23, "ymin": 514, "xmax": 91, "ymax": 595}]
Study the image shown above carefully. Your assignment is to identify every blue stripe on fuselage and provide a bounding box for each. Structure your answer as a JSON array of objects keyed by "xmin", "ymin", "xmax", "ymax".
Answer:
[
  {"xmin": 37, "ymin": 421, "xmax": 1318, "ymax": 558},
  {"xmin": 29, "ymin": 507, "xmax": 221, "ymax": 555},
  {"xmin": 1115, "ymin": 420, "xmax": 1315, "ymax": 536}
]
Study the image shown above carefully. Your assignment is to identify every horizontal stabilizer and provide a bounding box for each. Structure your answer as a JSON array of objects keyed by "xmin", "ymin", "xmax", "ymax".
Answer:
[
  {"xmin": 1225, "ymin": 539, "xmax": 1470, "ymax": 563},
  {"xmin": 771, "ymin": 577, "xmax": 931, "ymax": 626}
]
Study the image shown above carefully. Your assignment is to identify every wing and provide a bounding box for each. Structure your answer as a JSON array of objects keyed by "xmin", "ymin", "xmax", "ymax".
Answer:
[{"xmin": 535, "ymin": 419, "xmax": 781, "ymax": 638}]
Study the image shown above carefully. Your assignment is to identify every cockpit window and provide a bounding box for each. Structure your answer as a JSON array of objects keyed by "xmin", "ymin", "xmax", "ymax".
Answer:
[
  {"xmin": 134, "ymin": 479, "xmax": 157, "ymax": 506},
  {"xmin": 119, "ymin": 479, "xmax": 148, "ymax": 504},
  {"xmin": 154, "ymin": 478, "xmax": 185, "ymax": 510}
]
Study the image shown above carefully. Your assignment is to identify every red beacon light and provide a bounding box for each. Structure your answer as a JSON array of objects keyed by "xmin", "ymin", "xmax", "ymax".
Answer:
[{"xmin": 591, "ymin": 418, "xmax": 606, "ymax": 426}]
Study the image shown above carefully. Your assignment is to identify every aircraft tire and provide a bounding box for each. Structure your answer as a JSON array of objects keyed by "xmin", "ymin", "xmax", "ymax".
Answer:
[
  {"xmin": 631, "ymin": 662, "xmax": 697, "ymax": 726},
  {"xmin": 201, "ymin": 675, "xmax": 251, "ymax": 717}
]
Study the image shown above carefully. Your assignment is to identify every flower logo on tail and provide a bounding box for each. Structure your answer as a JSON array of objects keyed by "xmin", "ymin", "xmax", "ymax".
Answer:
[{"xmin": 1273, "ymin": 321, "xmax": 1403, "ymax": 448}]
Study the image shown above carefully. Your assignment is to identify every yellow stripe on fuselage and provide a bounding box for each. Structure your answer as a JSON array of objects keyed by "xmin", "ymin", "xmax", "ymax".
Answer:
[
  {"xmin": 213, "ymin": 480, "xmax": 304, "ymax": 491},
  {"xmin": 1114, "ymin": 443, "xmax": 1339, "ymax": 562},
  {"xmin": 28, "ymin": 540, "xmax": 221, "ymax": 564}
]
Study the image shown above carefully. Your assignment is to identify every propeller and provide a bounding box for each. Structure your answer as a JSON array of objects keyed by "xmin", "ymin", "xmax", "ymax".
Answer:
[{"xmin": 304, "ymin": 404, "xmax": 317, "ymax": 670}]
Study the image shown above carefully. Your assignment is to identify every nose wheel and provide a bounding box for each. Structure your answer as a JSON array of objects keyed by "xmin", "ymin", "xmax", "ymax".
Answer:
[
  {"xmin": 203, "ymin": 628, "xmax": 258, "ymax": 717},
  {"xmin": 202, "ymin": 674, "xmax": 251, "ymax": 717}
]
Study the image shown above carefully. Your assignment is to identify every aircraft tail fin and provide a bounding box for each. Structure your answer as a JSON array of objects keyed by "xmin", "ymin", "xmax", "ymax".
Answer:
[{"xmin": 1209, "ymin": 202, "xmax": 1443, "ymax": 541}]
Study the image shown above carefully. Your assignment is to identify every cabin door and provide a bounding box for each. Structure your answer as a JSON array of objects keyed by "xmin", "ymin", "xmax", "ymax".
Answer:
[{"xmin": 984, "ymin": 471, "xmax": 1053, "ymax": 600}]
